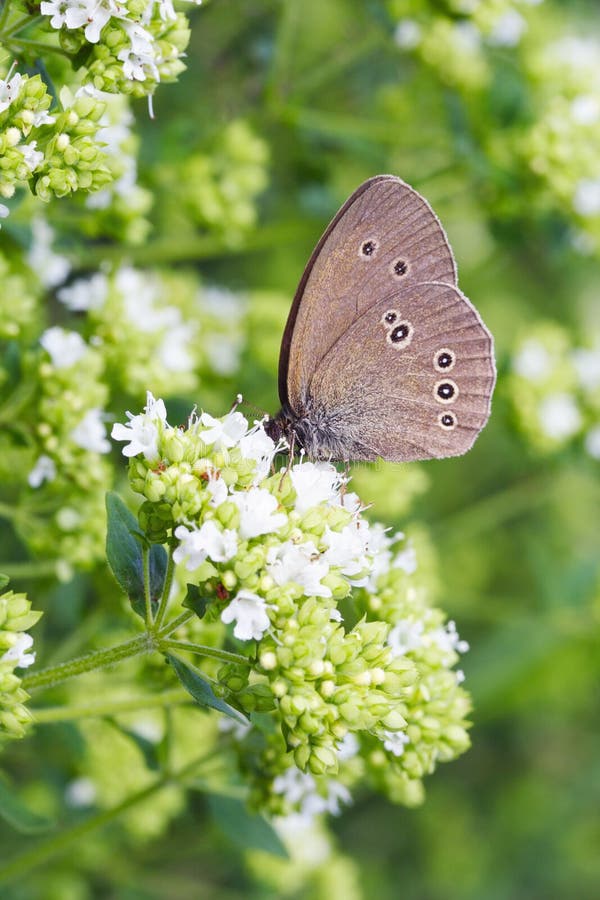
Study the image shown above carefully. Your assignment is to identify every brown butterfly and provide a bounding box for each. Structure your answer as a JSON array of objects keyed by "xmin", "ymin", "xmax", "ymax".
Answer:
[{"xmin": 266, "ymin": 175, "xmax": 496, "ymax": 461}]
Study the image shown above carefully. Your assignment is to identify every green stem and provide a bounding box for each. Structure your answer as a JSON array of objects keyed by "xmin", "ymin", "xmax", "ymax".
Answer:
[
  {"xmin": 0, "ymin": 560, "xmax": 58, "ymax": 579},
  {"xmin": 0, "ymin": 0, "xmax": 12, "ymax": 36},
  {"xmin": 142, "ymin": 545, "xmax": 153, "ymax": 627},
  {"xmin": 1, "ymin": 13, "xmax": 35, "ymax": 37},
  {"xmin": 157, "ymin": 609, "xmax": 194, "ymax": 636},
  {"xmin": 153, "ymin": 549, "xmax": 175, "ymax": 633},
  {"xmin": 6, "ymin": 36, "xmax": 73, "ymax": 59},
  {"xmin": 292, "ymin": 32, "xmax": 381, "ymax": 101},
  {"xmin": 0, "ymin": 750, "xmax": 219, "ymax": 885},
  {"xmin": 159, "ymin": 638, "xmax": 251, "ymax": 667},
  {"xmin": 22, "ymin": 634, "xmax": 151, "ymax": 692},
  {"xmin": 32, "ymin": 688, "xmax": 190, "ymax": 723}
]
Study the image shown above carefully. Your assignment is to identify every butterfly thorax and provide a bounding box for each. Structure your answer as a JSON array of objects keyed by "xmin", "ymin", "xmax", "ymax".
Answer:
[{"xmin": 266, "ymin": 402, "xmax": 370, "ymax": 461}]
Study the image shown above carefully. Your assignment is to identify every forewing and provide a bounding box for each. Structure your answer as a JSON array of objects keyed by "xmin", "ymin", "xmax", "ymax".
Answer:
[
  {"xmin": 308, "ymin": 282, "xmax": 495, "ymax": 462},
  {"xmin": 280, "ymin": 175, "xmax": 458, "ymax": 411}
]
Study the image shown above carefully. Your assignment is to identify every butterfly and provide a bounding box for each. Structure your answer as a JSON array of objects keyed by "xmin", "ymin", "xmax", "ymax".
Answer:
[{"xmin": 265, "ymin": 175, "xmax": 496, "ymax": 462}]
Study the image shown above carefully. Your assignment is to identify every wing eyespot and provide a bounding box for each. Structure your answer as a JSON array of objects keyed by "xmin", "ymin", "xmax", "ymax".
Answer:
[
  {"xmin": 391, "ymin": 259, "xmax": 409, "ymax": 277},
  {"xmin": 387, "ymin": 320, "xmax": 414, "ymax": 349},
  {"xmin": 434, "ymin": 379, "xmax": 458, "ymax": 403},
  {"xmin": 438, "ymin": 412, "xmax": 457, "ymax": 430},
  {"xmin": 360, "ymin": 239, "xmax": 378, "ymax": 258},
  {"xmin": 381, "ymin": 309, "xmax": 398, "ymax": 326},
  {"xmin": 434, "ymin": 348, "xmax": 456, "ymax": 372}
]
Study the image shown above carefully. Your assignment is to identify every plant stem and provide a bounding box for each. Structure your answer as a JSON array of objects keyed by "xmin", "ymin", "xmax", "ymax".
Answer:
[
  {"xmin": 0, "ymin": 560, "xmax": 58, "ymax": 579},
  {"xmin": 157, "ymin": 609, "xmax": 194, "ymax": 636},
  {"xmin": 142, "ymin": 544, "xmax": 153, "ymax": 627},
  {"xmin": 153, "ymin": 549, "xmax": 174, "ymax": 632},
  {"xmin": 22, "ymin": 634, "xmax": 151, "ymax": 691},
  {"xmin": 0, "ymin": 0, "xmax": 14, "ymax": 33},
  {"xmin": 159, "ymin": 638, "xmax": 251, "ymax": 667},
  {"xmin": 32, "ymin": 688, "xmax": 190, "ymax": 723},
  {"xmin": 0, "ymin": 750, "xmax": 219, "ymax": 885},
  {"xmin": 6, "ymin": 36, "xmax": 73, "ymax": 59}
]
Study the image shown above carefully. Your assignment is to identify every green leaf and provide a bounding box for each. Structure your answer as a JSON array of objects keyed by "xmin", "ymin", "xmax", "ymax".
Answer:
[
  {"xmin": 207, "ymin": 794, "xmax": 288, "ymax": 858},
  {"xmin": 105, "ymin": 720, "xmax": 161, "ymax": 773},
  {"xmin": 0, "ymin": 574, "xmax": 9, "ymax": 591},
  {"xmin": 182, "ymin": 584, "xmax": 211, "ymax": 620},
  {"xmin": 105, "ymin": 492, "xmax": 167, "ymax": 619},
  {"xmin": 167, "ymin": 654, "xmax": 248, "ymax": 724},
  {"xmin": 0, "ymin": 776, "xmax": 54, "ymax": 834}
]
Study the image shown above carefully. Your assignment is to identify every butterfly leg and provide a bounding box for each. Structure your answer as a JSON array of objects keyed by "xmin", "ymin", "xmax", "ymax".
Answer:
[{"xmin": 278, "ymin": 430, "xmax": 296, "ymax": 491}]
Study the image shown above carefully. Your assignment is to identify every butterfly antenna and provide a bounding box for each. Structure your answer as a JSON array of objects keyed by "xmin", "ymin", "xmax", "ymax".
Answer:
[{"xmin": 228, "ymin": 393, "xmax": 243, "ymax": 414}]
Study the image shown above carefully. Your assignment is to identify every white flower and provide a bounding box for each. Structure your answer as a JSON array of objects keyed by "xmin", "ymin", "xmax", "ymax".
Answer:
[
  {"xmin": 28, "ymin": 219, "xmax": 71, "ymax": 289},
  {"xmin": 65, "ymin": 777, "xmax": 97, "ymax": 808},
  {"xmin": 267, "ymin": 541, "xmax": 331, "ymax": 597},
  {"xmin": 513, "ymin": 339, "xmax": 551, "ymax": 381},
  {"xmin": 323, "ymin": 521, "xmax": 371, "ymax": 585},
  {"xmin": 1, "ymin": 633, "xmax": 36, "ymax": 668},
  {"xmin": 28, "ymin": 454, "xmax": 57, "ymax": 488},
  {"xmin": 239, "ymin": 423, "xmax": 278, "ymax": 481},
  {"xmin": 573, "ymin": 179, "xmax": 600, "ymax": 217},
  {"xmin": 218, "ymin": 715, "xmax": 252, "ymax": 740},
  {"xmin": 290, "ymin": 461, "xmax": 343, "ymax": 514},
  {"xmin": 221, "ymin": 589, "xmax": 271, "ymax": 641},
  {"xmin": 206, "ymin": 471, "xmax": 228, "ymax": 507},
  {"xmin": 336, "ymin": 732, "xmax": 360, "ymax": 761},
  {"xmin": 394, "ymin": 19, "xmax": 422, "ymax": 49},
  {"xmin": 58, "ymin": 272, "xmax": 108, "ymax": 311},
  {"xmin": 393, "ymin": 540, "xmax": 417, "ymax": 574},
  {"xmin": 584, "ymin": 425, "xmax": 600, "ymax": 459},
  {"xmin": 571, "ymin": 94, "xmax": 600, "ymax": 125},
  {"xmin": 0, "ymin": 72, "xmax": 22, "ymax": 114},
  {"xmin": 173, "ymin": 521, "xmax": 237, "ymax": 570},
  {"xmin": 388, "ymin": 619, "xmax": 424, "ymax": 656},
  {"xmin": 205, "ymin": 334, "xmax": 243, "ymax": 376},
  {"xmin": 70, "ymin": 409, "xmax": 111, "ymax": 454},
  {"xmin": 538, "ymin": 393, "xmax": 582, "ymax": 440},
  {"xmin": 230, "ymin": 487, "xmax": 286, "ymax": 539},
  {"xmin": 0, "ymin": 203, "xmax": 9, "ymax": 221},
  {"xmin": 430, "ymin": 620, "xmax": 469, "ymax": 656},
  {"xmin": 487, "ymin": 10, "xmax": 526, "ymax": 47},
  {"xmin": 272, "ymin": 766, "xmax": 351, "ymax": 824},
  {"xmin": 40, "ymin": 327, "xmax": 87, "ymax": 368},
  {"xmin": 456, "ymin": 669, "xmax": 466, "ymax": 684},
  {"xmin": 381, "ymin": 729, "xmax": 410, "ymax": 757},
  {"xmin": 571, "ymin": 346, "xmax": 600, "ymax": 391},
  {"xmin": 200, "ymin": 286, "xmax": 245, "ymax": 320},
  {"xmin": 18, "ymin": 141, "xmax": 44, "ymax": 172},
  {"xmin": 158, "ymin": 323, "xmax": 196, "ymax": 373},
  {"xmin": 111, "ymin": 391, "xmax": 167, "ymax": 460},
  {"xmin": 200, "ymin": 410, "xmax": 248, "ymax": 450}
]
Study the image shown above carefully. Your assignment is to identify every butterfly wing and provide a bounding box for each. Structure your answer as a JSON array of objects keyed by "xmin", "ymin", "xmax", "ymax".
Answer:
[
  {"xmin": 306, "ymin": 282, "xmax": 495, "ymax": 461},
  {"xmin": 280, "ymin": 175, "xmax": 458, "ymax": 413}
]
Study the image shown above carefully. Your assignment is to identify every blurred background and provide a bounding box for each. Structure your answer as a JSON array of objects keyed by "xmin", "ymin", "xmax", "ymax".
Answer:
[{"xmin": 1, "ymin": 0, "xmax": 600, "ymax": 896}]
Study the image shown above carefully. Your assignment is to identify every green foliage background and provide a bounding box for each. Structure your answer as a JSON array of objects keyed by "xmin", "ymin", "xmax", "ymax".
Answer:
[{"xmin": 1, "ymin": 0, "xmax": 600, "ymax": 896}]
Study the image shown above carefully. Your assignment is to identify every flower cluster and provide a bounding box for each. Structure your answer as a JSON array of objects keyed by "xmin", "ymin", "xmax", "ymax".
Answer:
[
  {"xmin": 391, "ymin": 0, "xmax": 542, "ymax": 91},
  {"xmin": 0, "ymin": 72, "xmax": 112, "ymax": 215},
  {"xmin": 40, "ymin": 0, "xmax": 197, "ymax": 99},
  {"xmin": 113, "ymin": 394, "xmax": 471, "ymax": 819},
  {"xmin": 0, "ymin": 582, "xmax": 41, "ymax": 741},
  {"xmin": 508, "ymin": 323, "xmax": 600, "ymax": 456},
  {"xmin": 157, "ymin": 119, "xmax": 270, "ymax": 244}
]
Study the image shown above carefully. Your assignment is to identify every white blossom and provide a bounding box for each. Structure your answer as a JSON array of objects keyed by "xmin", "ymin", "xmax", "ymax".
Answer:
[
  {"xmin": 393, "ymin": 540, "xmax": 418, "ymax": 574},
  {"xmin": 538, "ymin": 393, "xmax": 582, "ymax": 440},
  {"xmin": 206, "ymin": 471, "xmax": 228, "ymax": 507},
  {"xmin": 272, "ymin": 766, "xmax": 351, "ymax": 824},
  {"xmin": 57, "ymin": 272, "xmax": 108, "ymax": 311},
  {"xmin": 0, "ymin": 203, "xmax": 9, "ymax": 221},
  {"xmin": 394, "ymin": 19, "xmax": 422, "ymax": 49},
  {"xmin": 388, "ymin": 619, "xmax": 424, "ymax": 657},
  {"xmin": 513, "ymin": 339, "xmax": 551, "ymax": 381},
  {"xmin": 267, "ymin": 541, "xmax": 332, "ymax": 597},
  {"xmin": 571, "ymin": 346, "xmax": 600, "ymax": 391},
  {"xmin": 571, "ymin": 94, "xmax": 600, "ymax": 125},
  {"xmin": 487, "ymin": 10, "xmax": 526, "ymax": 47},
  {"xmin": 18, "ymin": 141, "xmax": 44, "ymax": 172},
  {"xmin": 65, "ymin": 777, "xmax": 97, "ymax": 808},
  {"xmin": 111, "ymin": 390, "xmax": 167, "ymax": 460},
  {"xmin": 40, "ymin": 327, "xmax": 87, "ymax": 368},
  {"xmin": 70, "ymin": 408, "xmax": 111, "ymax": 454},
  {"xmin": 573, "ymin": 178, "xmax": 600, "ymax": 217},
  {"xmin": 239, "ymin": 423, "xmax": 278, "ymax": 481},
  {"xmin": 200, "ymin": 410, "xmax": 248, "ymax": 450},
  {"xmin": 336, "ymin": 732, "xmax": 360, "ymax": 761},
  {"xmin": 28, "ymin": 454, "xmax": 57, "ymax": 488},
  {"xmin": 173, "ymin": 521, "xmax": 237, "ymax": 570},
  {"xmin": 205, "ymin": 334, "xmax": 243, "ymax": 376},
  {"xmin": 381, "ymin": 729, "xmax": 410, "ymax": 757},
  {"xmin": 0, "ymin": 72, "xmax": 22, "ymax": 114},
  {"xmin": 430, "ymin": 620, "xmax": 470, "ymax": 657},
  {"xmin": 28, "ymin": 218, "xmax": 71, "ymax": 289},
  {"xmin": 322, "ymin": 521, "xmax": 371, "ymax": 585},
  {"xmin": 290, "ymin": 461, "xmax": 343, "ymax": 514},
  {"xmin": 158, "ymin": 323, "xmax": 196, "ymax": 373},
  {"xmin": 221, "ymin": 589, "xmax": 271, "ymax": 641},
  {"xmin": 230, "ymin": 487, "xmax": 286, "ymax": 539},
  {"xmin": 584, "ymin": 425, "xmax": 600, "ymax": 459},
  {"xmin": 1, "ymin": 633, "xmax": 36, "ymax": 668}
]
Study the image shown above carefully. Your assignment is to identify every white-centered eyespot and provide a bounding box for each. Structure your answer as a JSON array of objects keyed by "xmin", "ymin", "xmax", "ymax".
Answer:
[
  {"xmin": 438, "ymin": 411, "xmax": 457, "ymax": 430},
  {"xmin": 381, "ymin": 309, "xmax": 399, "ymax": 327},
  {"xmin": 434, "ymin": 379, "xmax": 459, "ymax": 403},
  {"xmin": 360, "ymin": 238, "xmax": 379, "ymax": 258},
  {"xmin": 386, "ymin": 320, "xmax": 414, "ymax": 348},
  {"xmin": 434, "ymin": 348, "xmax": 456, "ymax": 372}
]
